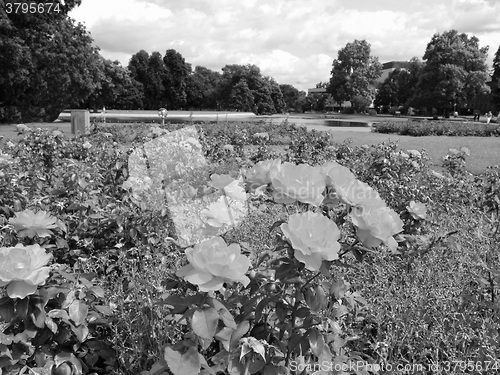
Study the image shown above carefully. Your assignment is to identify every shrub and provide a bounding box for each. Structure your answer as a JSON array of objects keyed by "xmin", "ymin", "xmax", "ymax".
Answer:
[{"xmin": 373, "ymin": 120, "xmax": 500, "ymax": 137}]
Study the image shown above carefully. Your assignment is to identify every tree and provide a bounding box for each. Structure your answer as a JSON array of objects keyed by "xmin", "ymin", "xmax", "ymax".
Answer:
[
  {"xmin": 413, "ymin": 30, "xmax": 490, "ymax": 116},
  {"xmin": 491, "ymin": 45, "xmax": 500, "ymax": 109},
  {"xmin": 350, "ymin": 95, "xmax": 372, "ymax": 112},
  {"xmin": 128, "ymin": 50, "xmax": 150, "ymax": 108},
  {"xmin": 375, "ymin": 65, "xmax": 421, "ymax": 109},
  {"xmin": 128, "ymin": 50, "xmax": 168, "ymax": 109},
  {"xmin": 327, "ymin": 40, "xmax": 382, "ymax": 107},
  {"xmin": 0, "ymin": 0, "xmax": 102, "ymax": 122},
  {"xmin": 279, "ymin": 84, "xmax": 301, "ymax": 112},
  {"xmin": 186, "ymin": 66, "xmax": 221, "ymax": 109},
  {"xmin": 163, "ymin": 49, "xmax": 191, "ymax": 109},
  {"xmin": 219, "ymin": 64, "xmax": 284, "ymax": 114},
  {"xmin": 147, "ymin": 52, "xmax": 167, "ymax": 109},
  {"xmin": 229, "ymin": 79, "xmax": 254, "ymax": 112},
  {"xmin": 86, "ymin": 59, "xmax": 144, "ymax": 110}
]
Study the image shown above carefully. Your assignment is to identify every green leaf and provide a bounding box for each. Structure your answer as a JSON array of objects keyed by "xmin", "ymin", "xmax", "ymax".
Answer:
[
  {"xmin": 71, "ymin": 324, "xmax": 89, "ymax": 342},
  {"xmin": 15, "ymin": 298, "xmax": 29, "ymax": 320},
  {"xmin": 215, "ymin": 327, "xmax": 234, "ymax": 352},
  {"xmin": 275, "ymin": 302, "xmax": 286, "ymax": 322},
  {"xmin": 312, "ymin": 285, "xmax": 327, "ymax": 311},
  {"xmin": 164, "ymin": 346, "xmax": 201, "ymax": 375},
  {"xmin": 207, "ymin": 298, "xmax": 237, "ymax": 329},
  {"xmin": 44, "ymin": 317, "xmax": 58, "ymax": 334},
  {"xmin": 89, "ymin": 285, "xmax": 105, "ymax": 298},
  {"xmin": 230, "ymin": 320, "xmax": 250, "ymax": 351},
  {"xmin": 141, "ymin": 359, "xmax": 168, "ymax": 375},
  {"xmin": 0, "ymin": 297, "xmax": 15, "ymax": 321},
  {"xmin": 163, "ymin": 295, "xmax": 190, "ymax": 314},
  {"xmin": 269, "ymin": 220, "xmax": 286, "ymax": 233},
  {"xmin": 47, "ymin": 309, "xmax": 70, "ymax": 321},
  {"xmin": 30, "ymin": 307, "xmax": 46, "ymax": 329},
  {"xmin": 68, "ymin": 300, "xmax": 88, "ymax": 326},
  {"xmin": 94, "ymin": 305, "xmax": 113, "ymax": 316},
  {"xmin": 308, "ymin": 329, "xmax": 325, "ymax": 357},
  {"xmin": 191, "ymin": 307, "xmax": 219, "ymax": 340}
]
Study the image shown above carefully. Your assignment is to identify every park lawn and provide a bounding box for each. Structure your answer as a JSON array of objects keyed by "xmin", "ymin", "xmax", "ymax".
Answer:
[{"xmin": 327, "ymin": 130, "xmax": 500, "ymax": 174}]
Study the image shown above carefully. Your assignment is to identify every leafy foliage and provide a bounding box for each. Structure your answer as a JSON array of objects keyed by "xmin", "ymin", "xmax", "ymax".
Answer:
[
  {"xmin": 327, "ymin": 40, "xmax": 382, "ymax": 104},
  {"xmin": 412, "ymin": 30, "xmax": 490, "ymax": 115},
  {"xmin": 373, "ymin": 120, "xmax": 500, "ymax": 136},
  {"xmin": 0, "ymin": 0, "xmax": 102, "ymax": 122}
]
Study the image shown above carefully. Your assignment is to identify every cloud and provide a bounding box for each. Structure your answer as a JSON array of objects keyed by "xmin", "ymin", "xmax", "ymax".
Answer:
[{"xmin": 69, "ymin": 0, "xmax": 500, "ymax": 91}]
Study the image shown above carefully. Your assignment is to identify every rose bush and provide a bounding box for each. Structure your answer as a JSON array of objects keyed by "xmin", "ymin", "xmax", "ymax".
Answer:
[
  {"xmin": 280, "ymin": 211, "xmax": 341, "ymax": 270},
  {"xmin": 176, "ymin": 236, "xmax": 250, "ymax": 291},
  {"xmin": 0, "ymin": 243, "xmax": 52, "ymax": 299}
]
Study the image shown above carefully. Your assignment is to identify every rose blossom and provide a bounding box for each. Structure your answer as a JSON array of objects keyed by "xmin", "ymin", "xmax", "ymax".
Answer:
[
  {"xmin": 9, "ymin": 209, "xmax": 58, "ymax": 238},
  {"xmin": 321, "ymin": 161, "xmax": 381, "ymax": 206},
  {"xmin": 280, "ymin": 211, "xmax": 341, "ymax": 271},
  {"xmin": 350, "ymin": 200, "xmax": 404, "ymax": 251},
  {"xmin": 245, "ymin": 159, "xmax": 281, "ymax": 189},
  {"xmin": 406, "ymin": 201, "xmax": 428, "ymax": 220},
  {"xmin": 0, "ymin": 244, "xmax": 52, "ymax": 299},
  {"xmin": 270, "ymin": 162, "xmax": 325, "ymax": 206},
  {"xmin": 176, "ymin": 237, "xmax": 250, "ymax": 291}
]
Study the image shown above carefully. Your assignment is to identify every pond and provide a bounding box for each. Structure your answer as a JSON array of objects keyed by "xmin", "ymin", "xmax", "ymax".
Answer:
[{"xmin": 57, "ymin": 110, "xmax": 373, "ymax": 130}]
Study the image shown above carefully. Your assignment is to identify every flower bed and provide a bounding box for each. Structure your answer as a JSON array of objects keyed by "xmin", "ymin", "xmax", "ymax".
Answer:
[
  {"xmin": 0, "ymin": 124, "xmax": 499, "ymax": 374},
  {"xmin": 373, "ymin": 120, "xmax": 500, "ymax": 136}
]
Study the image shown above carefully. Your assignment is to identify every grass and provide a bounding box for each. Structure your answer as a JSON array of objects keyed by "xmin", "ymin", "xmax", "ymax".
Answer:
[{"xmin": 327, "ymin": 131, "xmax": 500, "ymax": 175}]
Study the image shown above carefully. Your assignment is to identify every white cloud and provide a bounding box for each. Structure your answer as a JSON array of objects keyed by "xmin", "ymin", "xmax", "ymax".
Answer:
[{"xmin": 69, "ymin": 0, "xmax": 500, "ymax": 91}]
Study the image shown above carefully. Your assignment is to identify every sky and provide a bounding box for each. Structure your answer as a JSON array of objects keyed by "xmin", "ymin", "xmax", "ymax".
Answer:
[{"xmin": 69, "ymin": 0, "xmax": 500, "ymax": 92}]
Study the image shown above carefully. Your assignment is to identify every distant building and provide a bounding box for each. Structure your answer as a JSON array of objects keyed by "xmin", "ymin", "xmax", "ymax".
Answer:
[{"xmin": 377, "ymin": 61, "xmax": 411, "ymax": 83}]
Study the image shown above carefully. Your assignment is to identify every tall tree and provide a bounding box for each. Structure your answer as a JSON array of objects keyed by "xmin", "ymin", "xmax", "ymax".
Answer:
[
  {"xmin": 327, "ymin": 40, "xmax": 382, "ymax": 106},
  {"xmin": 413, "ymin": 30, "xmax": 490, "ymax": 116},
  {"xmin": 0, "ymin": 0, "xmax": 102, "ymax": 122},
  {"xmin": 128, "ymin": 50, "xmax": 150, "ymax": 108},
  {"xmin": 147, "ymin": 52, "xmax": 167, "ymax": 109},
  {"xmin": 163, "ymin": 49, "xmax": 191, "ymax": 109},
  {"xmin": 279, "ymin": 84, "xmax": 301, "ymax": 112},
  {"xmin": 219, "ymin": 64, "xmax": 284, "ymax": 114},
  {"xmin": 186, "ymin": 66, "xmax": 221, "ymax": 109},
  {"xmin": 86, "ymin": 59, "xmax": 144, "ymax": 110},
  {"xmin": 491, "ymin": 45, "xmax": 500, "ymax": 109},
  {"xmin": 229, "ymin": 79, "xmax": 254, "ymax": 112}
]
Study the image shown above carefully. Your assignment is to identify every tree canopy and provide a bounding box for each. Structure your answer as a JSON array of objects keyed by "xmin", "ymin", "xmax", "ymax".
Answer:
[
  {"xmin": 491, "ymin": 45, "xmax": 500, "ymax": 109},
  {"xmin": 0, "ymin": 0, "xmax": 102, "ymax": 122},
  {"xmin": 412, "ymin": 30, "xmax": 490, "ymax": 115},
  {"xmin": 374, "ymin": 58, "xmax": 424, "ymax": 109},
  {"xmin": 327, "ymin": 40, "xmax": 382, "ymax": 105},
  {"xmin": 219, "ymin": 64, "xmax": 285, "ymax": 114}
]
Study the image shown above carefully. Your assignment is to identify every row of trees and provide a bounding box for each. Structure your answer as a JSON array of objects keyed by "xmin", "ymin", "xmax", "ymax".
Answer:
[
  {"xmin": 118, "ymin": 51, "xmax": 289, "ymax": 114},
  {"xmin": 1, "ymin": 0, "xmax": 499, "ymax": 122},
  {"xmin": 0, "ymin": 1, "xmax": 305, "ymax": 123},
  {"xmin": 326, "ymin": 31, "xmax": 495, "ymax": 116}
]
